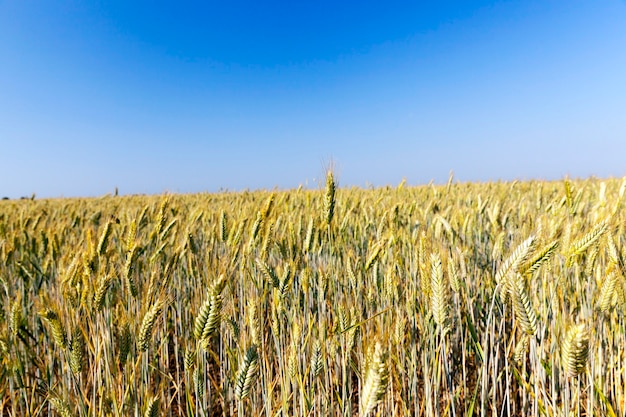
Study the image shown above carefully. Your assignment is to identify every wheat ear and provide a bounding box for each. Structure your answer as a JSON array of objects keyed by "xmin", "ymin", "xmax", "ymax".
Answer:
[
  {"xmin": 48, "ymin": 395, "xmax": 74, "ymax": 417},
  {"xmin": 360, "ymin": 342, "xmax": 389, "ymax": 417},
  {"xmin": 137, "ymin": 299, "xmax": 166, "ymax": 352},
  {"xmin": 69, "ymin": 325, "xmax": 85, "ymax": 375},
  {"xmin": 562, "ymin": 323, "xmax": 589, "ymax": 377},
  {"xmin": 509, "ymin": 273, "xmax": 538, "ymax": 336},
  {"xmin": 144, "ymin": 396, "xmax": 159, "ymax": 417},
  {"xmin": 235, "ymin": 345, "xmax": 259, "ymax": 400},
  {"xmin": 430, "ymin": 253, "xmax": 450, "ymax": 332},
  {"xmin": 324, "ymin": 170, "xmax": 336, "ymax": 226},
  {"xmin": 496, "ymin": 235, "xmax": 536, "ymax": 286},
  {"xmin": 40, "ymin": 308, "xmax": 67, "ymax": 349}
]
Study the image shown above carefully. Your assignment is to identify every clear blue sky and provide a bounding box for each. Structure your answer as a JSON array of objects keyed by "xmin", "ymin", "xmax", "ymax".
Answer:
[{"xmin": 1, "ymin": 1, "xmax": 626, "ymax": 198}]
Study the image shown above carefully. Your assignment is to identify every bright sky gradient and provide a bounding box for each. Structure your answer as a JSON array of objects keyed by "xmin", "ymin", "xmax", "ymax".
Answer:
[{"xmin": 1, "ymin": 1, "xmax": 626, "ymax": 198}]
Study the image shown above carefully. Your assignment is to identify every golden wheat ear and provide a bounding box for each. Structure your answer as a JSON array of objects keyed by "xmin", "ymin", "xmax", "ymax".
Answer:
[
  {"xmin": 310, "ymin": 339, "xmax": 324, "ymax": 379},
  {"xmin": 561, "ymin": 323, "xmax": 590, "ymax": 378},
  {"xmin": 69, "ymin": 325, "xmax": 85, "ymax": 375},
  {"xmin": 360, "ymin": 342, "xmax": 389, "ymax": 417},
  {"xmin": 598, "ymin": 272, "xmax": 618, "ymax": 313},
  {"xmin": 40, "ymin": 308, "xmax": 68, "ymax": 349},
  {"xmin": 509, "ymin": 273, "xmax": 538, "ymax": 336},
  {"xmin": 430, "ymin": 253, "xmax": 450, "ymax": 333},
  {"xmin": 567, "ymin": 220, "xmax": 609, "ymax": 264},
  {"xmin": 324, "ymin": 170, "xmax": 336, "ymax": 226},
  {"xmin": 137, "ymin": 298, "xmax": 166, "ymax": 352},
  {"xmin": 495, "ymin": 235, "xmax": 536, "ymax": 288},
  {"xmin": 93, "ymin": 274, "xmax": 113, "ymax": 311}
]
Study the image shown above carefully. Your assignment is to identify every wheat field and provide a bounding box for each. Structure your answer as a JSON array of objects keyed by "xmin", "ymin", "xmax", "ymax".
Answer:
[{"xmin": 1, "ymin": 175, "xmax": 625, "ymax": 416}]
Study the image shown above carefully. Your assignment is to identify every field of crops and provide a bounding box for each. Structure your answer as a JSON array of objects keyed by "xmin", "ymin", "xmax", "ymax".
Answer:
[{"xmin": 1, "ymin": 174, "xmax": 625, "ymax": 416}]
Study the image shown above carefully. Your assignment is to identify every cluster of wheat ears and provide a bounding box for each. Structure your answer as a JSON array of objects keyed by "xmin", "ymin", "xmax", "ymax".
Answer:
[{"xmin": 1, "ymin": 174, "xmax": 625, "ymax": 416}]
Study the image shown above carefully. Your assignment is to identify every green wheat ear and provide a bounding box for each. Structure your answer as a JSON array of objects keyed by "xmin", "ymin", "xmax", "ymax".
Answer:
[
  {"xmin": 562, "ymin": 323, "xmax": 590, "ymax": 378},
  {"xmin": 193, "ymin": 291, "xmax": 223, "ymax": 349},
  {"xmin": 194, "ymin": 275, "xmax": 227, "ymax": 348},
  {"xmin": 193, "ymin": 366, "xmax": 205, "ymax": 400},
  {"xmin": 144, "ymin": 396, "xmax": 159, "ymax": 417},
  {"xmin": 235, "ymin": 345, "xmax": 259, "ymax": 401},
  {"xmin": 48, "ymin": 395, "xmax": 74, "ymax": 417}
]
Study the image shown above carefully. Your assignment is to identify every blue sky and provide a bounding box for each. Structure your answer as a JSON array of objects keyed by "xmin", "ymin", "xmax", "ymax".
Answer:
[{"xmin": 1, "ymin": 1, "xmax": 626, "ymax": 198}]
